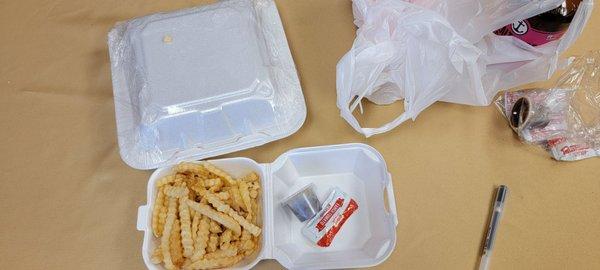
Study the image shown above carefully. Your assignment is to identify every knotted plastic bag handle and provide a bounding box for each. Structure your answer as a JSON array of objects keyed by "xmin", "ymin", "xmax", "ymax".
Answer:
[{"xmin": 336, "ymin": 41, "xmax": 413, "ymax": 138}]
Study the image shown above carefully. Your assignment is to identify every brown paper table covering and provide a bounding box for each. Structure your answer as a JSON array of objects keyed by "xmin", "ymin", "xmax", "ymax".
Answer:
[{"xmin": 1, "ymin": 0, "xmax": 599, "ymax": 269}]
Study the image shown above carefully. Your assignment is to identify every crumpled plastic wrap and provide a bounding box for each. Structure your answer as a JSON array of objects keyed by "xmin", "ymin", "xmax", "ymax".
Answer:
[
  {"xmin": 108, "ymin": 0, "xmax": 305, "ymax": 169},
  {"xmin": 336, "ymin": 0, "xmax": 593, "ymax": 137},
  {"xmin": 496, "ymin": 51, "xmax": 600, "ymax": 161}
]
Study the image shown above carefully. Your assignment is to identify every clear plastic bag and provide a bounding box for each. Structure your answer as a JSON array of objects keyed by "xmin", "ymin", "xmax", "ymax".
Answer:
[
  {"xmin": 495, "ymin": 51, "xmax": 600, "ymax": 161},
  {"xmin": 336, "ymin": 0, "xmax": 594, "ymax": 137}
]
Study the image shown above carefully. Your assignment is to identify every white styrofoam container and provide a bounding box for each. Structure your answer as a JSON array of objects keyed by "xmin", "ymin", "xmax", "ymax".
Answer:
[
  {"xmin": 108, "ymin": 0, "xmax": 306, "ymax": 170},
  {"xmin": 137, "ymin": 143, "xmax": 398, "ymax": 269}
]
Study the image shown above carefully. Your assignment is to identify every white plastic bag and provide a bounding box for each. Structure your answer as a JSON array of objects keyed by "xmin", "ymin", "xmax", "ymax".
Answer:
[{"xmin": 337, "ymin": 0, "xmax": 593, "ymax": 137}]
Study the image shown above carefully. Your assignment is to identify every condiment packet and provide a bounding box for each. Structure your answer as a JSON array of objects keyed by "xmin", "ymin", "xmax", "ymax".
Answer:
[
  {"xmin": 301, "ymin": 187, "xmax": 358, "ymax": 247},
  {"xmin": 547, "ymin": 137, "xmax": 600, "ymax": 161}
]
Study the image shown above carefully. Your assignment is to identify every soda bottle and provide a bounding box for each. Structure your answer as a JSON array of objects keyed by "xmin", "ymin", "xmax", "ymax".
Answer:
[{"xmin": 494, "ymin": 0, "xmax": 580, "ymax": 46}]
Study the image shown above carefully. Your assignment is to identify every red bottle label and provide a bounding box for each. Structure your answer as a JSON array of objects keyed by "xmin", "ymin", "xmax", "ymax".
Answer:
[{"xmin": 498, "ymin": 20, "xmax": 567, "ymax": 46}]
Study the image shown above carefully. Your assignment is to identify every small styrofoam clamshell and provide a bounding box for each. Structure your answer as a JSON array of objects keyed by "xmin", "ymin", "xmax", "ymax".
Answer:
[
  {"xmin": 108, "ymin": 0, "xmax": 306, "ymax": 170},
  {"xmin": 137, "ymin": 143, "xmax": 398, "ymax": 269}
]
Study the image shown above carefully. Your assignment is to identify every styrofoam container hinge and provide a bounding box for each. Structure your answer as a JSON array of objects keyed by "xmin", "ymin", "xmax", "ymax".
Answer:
[
  {"xmin": 261, "ymin": 163, "xmax": 275, "ymax": 260},
  {"xmin": 137, "ymin": 205, "xmax": 149, "ymax": 231}
]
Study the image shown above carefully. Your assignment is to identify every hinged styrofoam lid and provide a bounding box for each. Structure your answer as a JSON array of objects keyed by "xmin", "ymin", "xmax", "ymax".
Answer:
[{"xmin": 108, "ymin": 0, "xmax": 306, "ymax": 170}]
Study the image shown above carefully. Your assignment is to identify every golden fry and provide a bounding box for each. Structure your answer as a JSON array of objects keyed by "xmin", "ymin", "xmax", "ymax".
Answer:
[
  {"xmin": 161, "ymin": 197, "xmax": 178, "ymax": 270},
  {"xmin": 170, "ymin": 219, "xmax": 184, "ymax": 267},
  {"xmin": 178, "ymin": 197, "xmax": 194, "ymax": 258},
  {"xmin": 190, "ymin": 206, "xmax": 196, "ymax": 219},
  {"xmin": 250, "ymin": 193, "xmax": 260, "ymax": 225},
  {"xmin": 219, "ymin": 229, "xmax": 233, "ymax": 249},
  {"xmin": 164, "ymin": 185, "xmax": 189, "ymax": 199},
  {"xmin": 241, "ymin": 172, "xmax": 259, "ymax": 183},
  {"xmin": 191, "ymin": 216, "xmax": 210, "ymax": 262},
  {"xmin": 231, "ymin": 230, "xmax": 240, "ymax": 241},
  {"xmin": 215, "ymin": 191, "xmax": 230, "ymax": 201},
  {"xmin": 188, "ymin": 187, "xmax": 197, "ymax": 203},
  {"xmin": 249, "ymin": 189, "xmax": 258, "ymax": 199},
  {"xmin": 204, "ymin": 193, "xmax": 261, "ymax": 237},
  {"xmin": 152, "ymin": 186, "xmax": 166, "ymax": 237},
  {"xmin": 158, "ymin": 194, "xmax": 169, "ymax": 238},
  {"xmin": 209, "ymin": 220, "xmax": 222, "ymax": 234},
  {"xmin": 151, "ymin": 246, "xmax": 162, "ymax": 264},
  {"xmin": 157, "ymin": 175, "xmax": 182, "ymax": 188},
  {"xmin": 202, "ymin": 161, "xmax": 236, "ymax": 186},
  {"xmin": 204, "ymin": 246, "xmax": 238, "ymax": 259},
  {"xmin": 204, "ymin": 178, "xmax": 218, "ymax": 187},
  {"xmin": 243, "ymin": 248, "xmax": 256, "ymax": 256},
  {"xmin": 240, "ymin": 229, "xmax": 251, "ymax": 241},
  {"xmin": 238, "ymin": 229, "xmax": 258, "ymax": 256},
  {"xmin": 190, "ymin": 183, "xmax": 207, "ymax": 198},
  {"xmin": 228, "ymin": 186, "xmax": 244, "ymax": 212},
  {"xmin": 176, "ymin": 162, "xmax": 209, "ymax": 177},
  {"xmin": 204, "ymin": 178, "xmax": 223, "ymax": 193},
  {"xmin": 191, "ymin": 215, "xmax": 199, "ymax": 243},
  {"xmin": 187, "ymin": 200, "xmax": 241, "ymax": 235},
  {"xmin": 181, "ymin": 174, "xmax": 198, "ymax": 191},
  {"xmin": 240, "ymin": 238, "xmax": 255, "ymax": 252},
  {"xmin": 207, "ymin": 233, "xmax": 218, "ymax": 253},
  {"xmin": 248, "ymin": 181, "xmax": 260, "ymax": 191},
  {"xmin": 238, "ymin": 181, "xmax": 252, "ymax": 215}
]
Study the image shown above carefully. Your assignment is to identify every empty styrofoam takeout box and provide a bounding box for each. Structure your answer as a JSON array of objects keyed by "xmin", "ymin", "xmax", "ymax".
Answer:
[
  {"xmin": 137, "ymin": 143, "xmax": 398, "ymax": 269},
  {"xmin": 108, "ymin": 0, "xmax": 306, "ymax": 170}
]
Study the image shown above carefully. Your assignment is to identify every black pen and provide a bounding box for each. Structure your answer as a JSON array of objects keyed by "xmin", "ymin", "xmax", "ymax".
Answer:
[{"xmin": 479, "ymin": 185, "xmax": 508, "ymax": 270}]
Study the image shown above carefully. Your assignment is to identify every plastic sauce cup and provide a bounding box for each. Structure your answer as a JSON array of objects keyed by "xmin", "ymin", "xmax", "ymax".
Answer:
[{"xmin": 281, "ymin": 183, "xmax": 322, "ymax": 222}]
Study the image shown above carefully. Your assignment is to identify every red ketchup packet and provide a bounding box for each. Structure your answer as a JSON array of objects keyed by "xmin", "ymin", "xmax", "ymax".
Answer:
[{"xmin": 301, "ymin": 187, "xmax": 358, "ymax": 247}]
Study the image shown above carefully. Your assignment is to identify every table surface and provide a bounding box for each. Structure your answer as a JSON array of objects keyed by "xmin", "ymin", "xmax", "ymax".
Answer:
[{"xmin": 1, "ymin": 1, "xmax": 599, "ymax": 269}]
